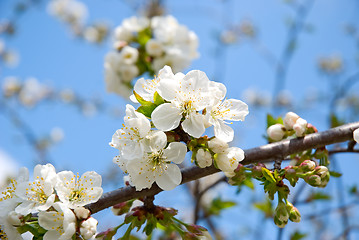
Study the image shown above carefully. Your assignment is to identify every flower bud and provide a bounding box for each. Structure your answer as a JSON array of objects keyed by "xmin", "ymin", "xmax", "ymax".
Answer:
[
  {"xmin": 275, "ymin": 201, "xmax": 289, "ymax": 222},
  {"xmin": 293, "ymin": 118, "xmax": 307, "ymax": 137},
  {"xmin": 354, "ymin": 128, "xmax": 359, "ymax": 143},
  {"xmin": 314, "ymin": 166, "xmax": 329, "ymax": 178},
  {"xmin": 289, "ymin": 207, "xmax": 301, "ymax": 223},
  {"xmin": 299, "ymin": 160, "xmax": 316, "ymax": 172},
  {"xmin": 80, "ymin": 217, "xmax": 98, "ymax": 240},
  {"xmin": 74, "ymin": 206, "xmax": 90, "ymax": 220},
  {"xmin": 283, "ymin": 112, "xmax": 300, "ymax": 130},
  {"xmin": 196, "ymin": 149, "xmax": 213, "ymax": 168},
  {"xmin": 252, "ymin": 165, "xmax": 264, "ymax": 178},
  {"xmin": 112, "ymin": 200, "xmax": 133, "ymax": 216},
  {"xmin": 274, "ymin": 215, "xmax": 287, "ymax": 228},
  {"xmin": 319, "ymin": 172, "xmax": 330, "ymax": 188},
  {"xmin": 267, "ymin": 124, "xmax": 286, "ymax": 141},
  {"xmin": 208, "ymin": 138, "xmax": 228, "ymax": 153},
  {"xmin": 7, "ymin": 211, "xmax": 22, "ymax": 226},
  {"xmin": 305, "ymin": 175, "xmax": 322, "ymax": 187}
]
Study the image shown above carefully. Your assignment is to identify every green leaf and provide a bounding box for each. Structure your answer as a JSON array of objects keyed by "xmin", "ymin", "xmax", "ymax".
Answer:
[
  {"xmin": 153, "ymin": 91, "xmax": 165, "ymax": 105},
  {"xmin": 207, "ymin": 197, "xmax": 236, "ymax": 216},
  {"xmin": 266, "ymin": 114, "xmax": 283, "ymax": 128},
  {"xmin": 262, "ymin": 168, "xmax": 276, "ymax": 183},
  {"xmin": 330, "ymin": 113, "xmax": 345, "ymax": 128},
  {"xmin": 133, "ymin": 91, "xmax": 153, "ymax": 106},
  {"xmin": 137, "ymin": 105, "xmax": 157, "ymax": 118},
  {"xmin": 253, "ymin": 199, "xmax": 273, "ymax": 218},
  {"xmin": 329, "ymin": 171, "xmax": 342, "ymax": 178},
  {"xmin": 290, "ymin": 231, "xmax": 307, "ymax": 240},
  {"xmin": 243, "ymin": 179, "xmax": 255, "ymax": 190}
]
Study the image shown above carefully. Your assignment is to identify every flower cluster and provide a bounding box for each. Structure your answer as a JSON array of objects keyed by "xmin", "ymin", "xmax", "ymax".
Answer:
[
  {"xmin": 104, "ymin": 15, "xmax": 199, "ymax": 98},
  {"xmin": 267, "ymin": 111, "xmax": 315, "ymax": 141},
  {"xmin": 110, "ymin": 65, "xmax": 249, "ymax": 191},
  {"xmin": 2, "ymin": 77, "xmax": 52, "ymax": 107},
  {"xmin": 0, "ymin": 163, "xmax": 103, "ymax": 239}
]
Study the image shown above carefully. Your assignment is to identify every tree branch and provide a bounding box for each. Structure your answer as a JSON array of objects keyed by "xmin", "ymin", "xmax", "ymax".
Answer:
[{"xmin": 87, "ymin": 121, "xmax": 359, "ymax": 214}]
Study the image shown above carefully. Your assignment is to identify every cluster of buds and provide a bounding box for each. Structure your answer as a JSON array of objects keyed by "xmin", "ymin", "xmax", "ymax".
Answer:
[
  {"xmin": 274, "ymin": 201, "xmax": 301, "ymax": 228},
  {"xmin": 267, "ymin": 112, "xmax": 316, "ymax": 142},
  {"xmin": 105, "ymin": 201, "xmax": 210, "ymax": 239}
]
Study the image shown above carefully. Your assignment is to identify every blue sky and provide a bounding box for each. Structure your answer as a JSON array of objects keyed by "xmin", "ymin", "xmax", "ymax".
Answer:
[{"xmin": 1, "ymin": 0, "xmax": 359, "ymax": 239}]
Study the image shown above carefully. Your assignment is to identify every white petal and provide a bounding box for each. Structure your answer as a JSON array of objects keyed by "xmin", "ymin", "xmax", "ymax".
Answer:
[
  {"xmin": 163, "ymin": 142, "xmax": 187, "ymax": 164},
  {"xmin": 14, "ymin": 201, "xmax": 35, "ymax": 215},
  {"xmin": 214, "ymin": 120, "xmax": 234, "ymax": 143},
  {"xmin": 181, "ymin": 113, "xmax": 205, "ymax": 138},
  {"xmin": 37, "ymin": 194, "xmax": 55, "ymax": 211},
  {"xmin": 354, "ymin": 128, "xmax": 359, "ymax": 143},
  {"xmin": 143, "ymin": 130, "xmax": 167, "ymax": 152},
  {"xmin": 182, "ymin": 70, "xmax": 209, "ymax": 92},
  {"xmin": 43, "ymin": 230, "xmax": 62, "ymax": 240},
  {"xmin": 113, "ymin": 155, "xmax": 128, "ymax": 172},
  {"xmin": 157, "ymin": 77, "xmax": 180, "ymax": 101},
  {"xmin": 38, "ymin": 211, "xmax": 62, "ymax": 230},
  {"xmin": 80, "ymin": 171, "xmax": 102, "ymax": 188},
  {"xmin": 126, "ymin": 160, "xmax": 155, "ymax": 191},
  {"xmin": 155, "ymin": 164, "xmax": 182, "ymax": 190},
  {"xmin": 151, "ymin": 103, "xmax": 182, "ymax": 131}
]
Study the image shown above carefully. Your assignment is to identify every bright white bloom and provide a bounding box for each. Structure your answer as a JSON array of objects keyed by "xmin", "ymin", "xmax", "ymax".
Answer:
[
  {"xmin": 118, "ymin": 64, "xmax": 139, "ymax": 82},
  {"xmin": 114, "ymin": 16, "xmax": 149, "ymax": 42},
  {"xmin": 132, "ymin": 65, "xmax": 184, "ymax": 102},
  {"xmin": 196, "ymin": 149, "xmax": 212, "ymax": 168},
  {"xmin": 354, "ymin": 128, "xmax": 359, "ymax": 143},
  {"xmin": 207, "ymin": 138, "xmax": 229, "ymax": 154},
  {"xmin": 267, "ymin": 124, "xmax": 286, "ymax": 141},
  {"xmin": 80, "ymin": 217, "xmax": 98, "ymax": 240},
  {"xmin": 283, "ymin": 112, "xmax": 300, "ymax": 130},
  {"xmin": 48, "ymin": 0, "xmax": 88, "ymax": 26},
  {"xmin": 206, "ymin": 98, "xmax": 248, "ymax": 142},
  {"xmin": 146, "ymin": 39, "xmax": 164, "ymax": 57},
  {"xmin": 293, "ymin": 118, "xmax": 307, "ymax": 137},
  {"xmin": 215, "ymin": 147, "xmax": 245, "ymax": 176},
  {"xmin": 110, "ymin": 104, "xmax": 151, "ymax": 159},
  {"xmin": 15, "ymin": 164, "xmax": 57, "ymax": 215},
  {"xmin": 126, "ymin": 131, "xmax": 187, "ymax": 191},
  {"xmin": 0, "ymin": 168, "xmax": 29, "ymax": 240},
  {"xmin": 55, "ymin": 171, "xmax": 103, "ymax": 209},
  {"xmin": 2, "ymin": 76, "xmax": 21, "ymax": 97},
  {"xmin": 119, "ymin": 46, "xmax": 138, "ymax": 65},
  {"xmin": 152, "ymin": 70, "xmax": 212, "ymax": 138},
  {"xmin": 38, "ymin": 202, "xmax": 76, "ymax": 240},
  {"xmin": 18, "ymin": 78, "xmax": 51, "ymax": 107}
]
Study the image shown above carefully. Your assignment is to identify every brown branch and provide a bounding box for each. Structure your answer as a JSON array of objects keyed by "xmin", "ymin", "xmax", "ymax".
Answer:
[{"xmin": 87, "ymin": 121, "xmax": 359, "ymax": 214}]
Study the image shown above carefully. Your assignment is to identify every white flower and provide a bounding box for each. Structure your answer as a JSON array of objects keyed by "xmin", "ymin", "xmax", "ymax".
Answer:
[
  {"xmin": 293, "ymin": 118, "xmax": 307, "ymax": 137},
  {"xmin": 18, "ymin": 78, "xmax": 51, "ymax": 107},
  {"xmin": 0, "ymin": 167, "xmax": 28, "ymax": 240},
  {"xmin": 206, "ymin": 98, "xmax": 249, "ymax": 142},
  {"xmin": 126, "ymin": 131, "xmax": 187, "ymax": 191},
  {"xmin": 152, "ymin": 69, "xmax": 212, "ymax": 138},
  {"xmin": 119, "ymin": 46, "xmax": 138, "ymax": 65},
  {"xmin": 110, "ymin": 104, "xmax": 151, "ymax": 160},
  {"xmin": 55, "ymin": 171, "xmax": 103, "ymax": 209},
  {"xmin": 2, "ymin": 76, "xmax": 21, "ymax": 97},
  {"xmin": 118, "ymin": 64, "xmax": 139, "ymax": 82},
  {"xmin": 15, "ymin": 164, "xmax": 57, "ymax": 215},
  {"xmin": 267, "ymin": 124, "xmax": 286, "ymax": 141},
  {"xmin": 80, "ymin": 217, "xmax": 98, "ymax": 240},
  {"xmin": 38, "ymin": 202, "xmax": 76, "ymax": 240},
  {"xmin": 215, "ymin": 147, "xmax": 244, "ymax": 176},
  {"xmin": 146, "ymin": 39, "xmax": 164, "ymax": 57},
  {"xmin": 207, "ymin": 138, "xmax": 229, "ymax": 154},
  {"xmin": 196, "ymin": 149, "xmax": 212, "ymax": 168},
  {"xmin": 283, "ymin": 112, "xmax": 300, "ymax": 130},
  {"xmin": 354, "ymin": 128, "xmax": 359, "ymax": 143},
  {"xmin": 132, "ymin": 65, "xmax": 184, "ymax": 102}
]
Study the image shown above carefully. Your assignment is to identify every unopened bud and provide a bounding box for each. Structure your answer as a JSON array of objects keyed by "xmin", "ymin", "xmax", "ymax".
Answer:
[
  {"xmin": 74, "ymin": 207, "xmax": 90, "ymax": 220},
  {"xmin": 80, "ymin": 217, "xmax": 98, "ymax": 240},
  {"xmin": 267, "ymin": 124, "xmax": 286, "ymax": 141},
  {"xmin": 112, "ymin": 200, "xmax": 133, "ymax": 216},
  {"xmin": 354, "ymin": 128, "xmax": 359, "ymax": 143},
  {"xmin": 274, "ymin": 215, "xmax": 287, "ymax": 228},
  {"xmin": 283, "ymin": 112, "xmax": 300, "ymax": 130},
  {"xmin": 299, "ymin": 160, "xmax": 316, "ymax": 172},
  {"xmin": 7, "ymin": 211, "xmax": 22, "ymax": 226},
  {"xmin": 319, "ymin": 172, "xmax": 330, "ymax": 188},
  {"xmin": 305, "ymin": 175, "xmax": 322, "ymax": 187},
  {"xmin": 196, "ymin": 149, "xmax": 213, "ymax": 168},
  {"xmin": 314, "ymin": 166, "xmax": 329, "ymax": 178},
  {"xmin": 293, "ymin": 118, "xmax": 307, "ymax": 137},
  {"xmin": 252, "ymin": 165, "xmax": 264, "ymax": 178},
  {"xmin": 275, "ymin": 201, "xmax": 289, "ymax": 222},
  {"xmin": 289, "ymin": 207, "xmax": 301, "ymax": 222},
  {"xmin": 208, "ymin": 138, "xmax": 228, "ymax": 153}
]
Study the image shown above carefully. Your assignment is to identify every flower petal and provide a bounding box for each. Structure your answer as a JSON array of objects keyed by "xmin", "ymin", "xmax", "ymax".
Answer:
[
  {"xmin": 181, "ymin": 113, "xmax": 205, "ymax": 138},
  {"xmin": 151, "ymin": 103, "xmax": 182, "ymax": 131},
  {"xmin": 163, "ymin": 142, "xmax": 187, "ymax": 164},
  {"xmin": 214, "ymin": 120, "xmax": 234, "ymax": 143},
  {"xmin": 155, "ymin": 164, "xmax": 182, "ymax": 190},
  {"xmin": 143, "ymin": 130, "xmax": 167, "ymax": 152}
]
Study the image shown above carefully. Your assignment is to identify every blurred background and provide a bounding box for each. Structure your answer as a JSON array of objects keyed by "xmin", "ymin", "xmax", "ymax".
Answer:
[{"xmin": 1, "ymin": 0, "xmax": 359, "ymax": 239}]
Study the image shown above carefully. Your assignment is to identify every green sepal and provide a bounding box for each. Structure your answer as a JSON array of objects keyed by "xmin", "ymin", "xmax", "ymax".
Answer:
[
  {"xmin": 137, "ymin": 105, "xmax": 157, "ymax": 118},
  {"xmin": 153, "ymin": 91, "xmax": 165, "ymax": 105}
]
